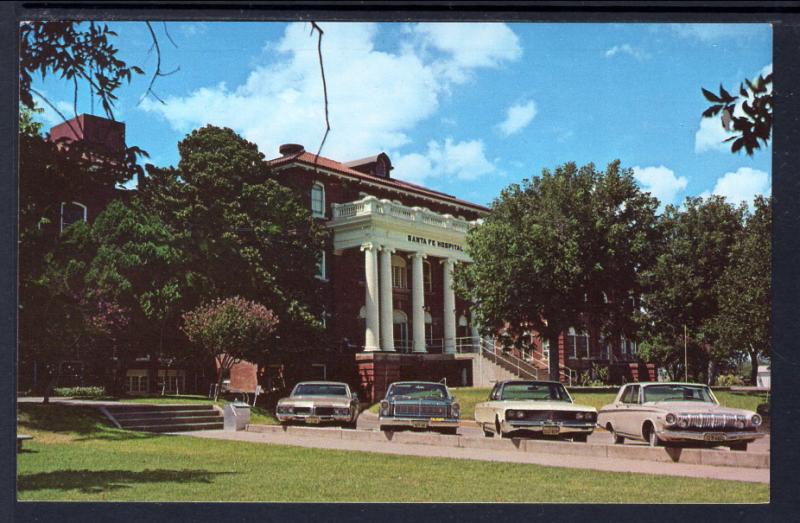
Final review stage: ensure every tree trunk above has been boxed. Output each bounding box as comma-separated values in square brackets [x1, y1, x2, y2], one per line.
[707, 360, 718, 386]
[42, 372, 55, 404]
[548, 332, 561, 383]
[749, 347, 759, 386]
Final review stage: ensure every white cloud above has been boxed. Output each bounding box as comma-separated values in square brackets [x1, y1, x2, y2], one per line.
[410, 23, 522, 83]
[708, 167, 770, 206]
[496, 101, 537, 136]
[142, 22, 520, 167]
[604, 44, 650, 61]
[393, 138, 495, 185]
[632, 165, 688, 208]
[694, 63, 773, 154]
[669, 23, 770, 42]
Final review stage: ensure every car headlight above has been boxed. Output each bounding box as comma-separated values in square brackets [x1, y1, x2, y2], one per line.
[507, 409, 525, 419]
[751, 414, 762, 427]
[379, 401, 391, 416]
[678, 418, 689, 428]
[451, 402, 461, 418]
[335, 407, 350, 415]
[665, 413, 677, 426]
[575, 412, 584, 420]
[587, 412, 597, 422]
[276, 405, 291, 414]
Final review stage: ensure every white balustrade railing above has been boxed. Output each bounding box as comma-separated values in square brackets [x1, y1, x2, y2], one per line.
[331, 196, 476, 233]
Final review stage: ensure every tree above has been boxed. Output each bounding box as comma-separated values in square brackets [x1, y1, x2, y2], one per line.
[182, 297, 279, 400]
[638, 196, 745, 384]
[455, 161, 660, 381]
[708, 196, 771, 384]
[140, 126, 327, 356]
[701, 72, 772, 156]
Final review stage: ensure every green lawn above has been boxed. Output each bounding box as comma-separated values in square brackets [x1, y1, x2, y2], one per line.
[369, 388, 769, 421]
[17, 403, 767, 502]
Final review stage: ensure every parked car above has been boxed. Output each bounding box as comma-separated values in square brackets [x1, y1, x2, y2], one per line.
[378, 381, 460, 435]
[474, 380, 597, 441]
[597, 382, 766, 451]
[275, 381, 360, 428]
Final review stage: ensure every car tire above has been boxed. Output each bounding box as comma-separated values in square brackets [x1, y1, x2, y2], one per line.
[379, 425, 393, 433]
[647, 424, 661, 447]
[572, 434, 588, 443]
[729, 441, 748, 452]
[439, 427, 458, 436]
[483, 424, 494, 438]
[495, 418, 504, 438]
[608, 424, 624, 444]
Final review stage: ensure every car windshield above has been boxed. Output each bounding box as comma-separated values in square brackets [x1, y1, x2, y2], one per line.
[387, 383, 448, 400]
[642, 384, 715, 403]
[500, 382, 571, 401]
[292, 384, 348, 396]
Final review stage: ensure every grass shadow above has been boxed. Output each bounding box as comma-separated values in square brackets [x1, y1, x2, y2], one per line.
[18, 403, 162, 442]
[18, 468, 234, 493]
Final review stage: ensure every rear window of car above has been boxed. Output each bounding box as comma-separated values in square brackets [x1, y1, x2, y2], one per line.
[387, 383, 448, 399]
[293, 384, 348, 396]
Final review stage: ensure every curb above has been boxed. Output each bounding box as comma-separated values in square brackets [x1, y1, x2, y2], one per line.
[245, 423, 769, 470]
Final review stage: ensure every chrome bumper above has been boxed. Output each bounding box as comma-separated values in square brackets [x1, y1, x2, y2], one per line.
[656, 429, 766, 443]
[379, 416, 459, 428]
[502, 420, 595, 434]
[276, 413, 351, 424]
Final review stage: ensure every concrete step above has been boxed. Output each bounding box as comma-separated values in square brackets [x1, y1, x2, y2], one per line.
[127, 421, 224, 433]
[116, 415, 223, 427]
[112, 408, 218, 420]
[106, 404, 215, 413]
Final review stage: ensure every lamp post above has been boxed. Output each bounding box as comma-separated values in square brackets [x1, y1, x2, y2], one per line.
[684, 324, 688, 382]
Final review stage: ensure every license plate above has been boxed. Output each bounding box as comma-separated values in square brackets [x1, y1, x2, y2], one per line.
[412, 420, 427, 428]
[430, 417, 444, 422]
[704, 433, 726, 442]
[306, 416, 320, 424]
[543, 426, 560, 435]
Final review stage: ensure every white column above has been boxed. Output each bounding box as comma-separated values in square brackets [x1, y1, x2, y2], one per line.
[442, 258, 457, 354]
[379, 246, 395, 352]
[411, 252, 427, 353]
[361, 242, 380, 352]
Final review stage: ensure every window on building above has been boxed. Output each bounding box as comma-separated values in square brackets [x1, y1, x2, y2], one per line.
[567, 328, 589, 358]
[311, 183, 325, 218]
[391, 254, 407, 288]
[126, 369, 149, 394]
[358, 306, 367, 347]
[393, 310, 409, 352]
[60, 201, 87, 232]
[456, 315, 469, 350]
[157, 369, 186, 394]
[423, 260, 433, 293]
[541, 339, 550, 360]
[316, 250, 326, 280]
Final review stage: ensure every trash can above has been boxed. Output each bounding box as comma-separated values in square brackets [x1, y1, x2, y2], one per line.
[223, 401, 251, 431]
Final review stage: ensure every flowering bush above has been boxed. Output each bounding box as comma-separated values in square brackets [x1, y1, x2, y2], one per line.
[182, 296, 279, 398]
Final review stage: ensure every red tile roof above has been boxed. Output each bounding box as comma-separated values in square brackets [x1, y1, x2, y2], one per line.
[267, 151, 489, 214]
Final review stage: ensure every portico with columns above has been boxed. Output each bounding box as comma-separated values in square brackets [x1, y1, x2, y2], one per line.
[331, 196, 476, 357]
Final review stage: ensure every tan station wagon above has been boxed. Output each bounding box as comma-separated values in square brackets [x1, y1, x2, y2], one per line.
[276, 381, 360, 428]
[597, 382, 765, 451]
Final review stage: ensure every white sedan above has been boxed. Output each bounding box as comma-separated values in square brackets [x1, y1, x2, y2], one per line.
[474, 380, 597, 441]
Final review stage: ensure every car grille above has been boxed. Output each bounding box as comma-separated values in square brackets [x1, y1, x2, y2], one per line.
[293, 407, 312, 415]
[315, 407, 335, 416]
[513, 410, 588, 422]
[393, 403, 448, 417]
[681, 413, 742, 429]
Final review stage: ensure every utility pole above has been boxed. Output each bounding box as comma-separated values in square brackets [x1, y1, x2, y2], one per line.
[684, 324, 688, 382]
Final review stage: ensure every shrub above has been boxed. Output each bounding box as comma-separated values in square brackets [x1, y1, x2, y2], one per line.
[52, 386, 106, 398]
[716, 374, 745, 387]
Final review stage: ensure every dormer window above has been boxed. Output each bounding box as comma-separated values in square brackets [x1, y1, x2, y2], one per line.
[311, 183, 325, 218]
[60, 201, 87, 232]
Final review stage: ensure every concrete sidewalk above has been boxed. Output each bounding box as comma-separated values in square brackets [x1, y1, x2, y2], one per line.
[177, 428, 769, 484]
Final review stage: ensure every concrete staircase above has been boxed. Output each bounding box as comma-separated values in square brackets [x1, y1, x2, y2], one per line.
[103, 404, 224, 433]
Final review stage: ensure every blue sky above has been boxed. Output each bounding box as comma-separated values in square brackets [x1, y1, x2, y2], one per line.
[31, 22, 772, 210]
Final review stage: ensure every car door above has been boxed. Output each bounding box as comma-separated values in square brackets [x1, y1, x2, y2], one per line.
[618, 385, 641, 437]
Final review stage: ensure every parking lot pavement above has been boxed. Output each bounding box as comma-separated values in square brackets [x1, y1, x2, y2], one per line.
[181, 428, 769, 484]
[356, 411, 770, 453]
